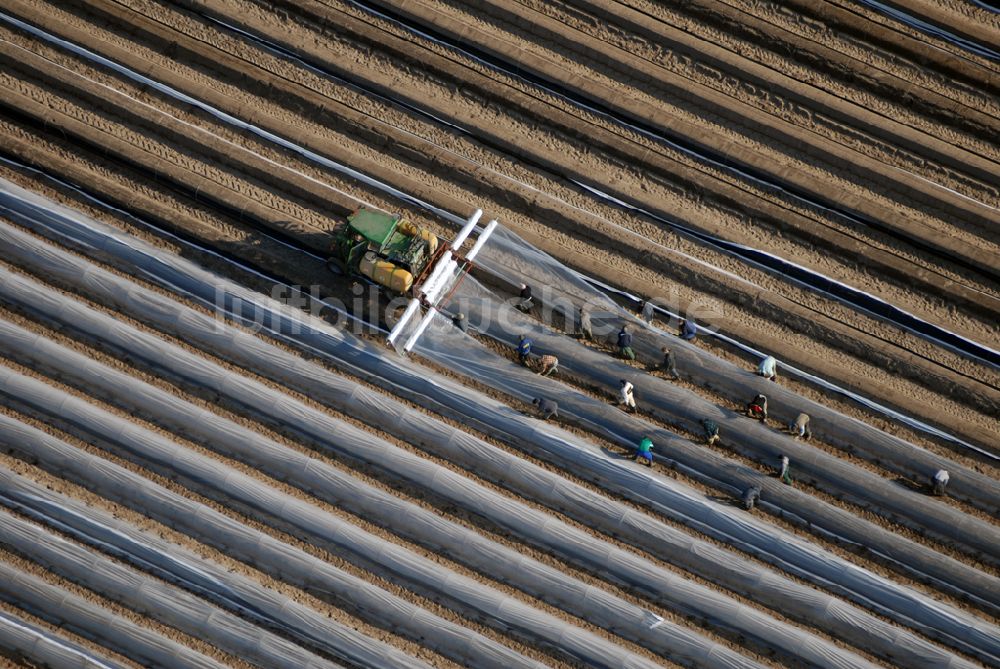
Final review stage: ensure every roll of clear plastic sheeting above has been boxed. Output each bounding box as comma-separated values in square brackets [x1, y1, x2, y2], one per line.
[0, 610, 126, 669]
[0, 375, 739, 669]
[0, 235, 977, 669]
[0, 204, 996, 652]
[0, 423, 529, 669]
[474, 224, 1000, 512]
[0, 320, 880, 669]
[0, 510, 345, 669]
[0, 563, 225, 669]
[447, 274, 1000, 564]
[472, 224, 620, 316]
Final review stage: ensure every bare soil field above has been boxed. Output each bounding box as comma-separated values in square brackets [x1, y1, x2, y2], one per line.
[0, 0, 996, 667]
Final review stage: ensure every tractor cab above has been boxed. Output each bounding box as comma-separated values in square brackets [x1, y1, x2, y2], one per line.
[328, 208, 438, 295]
[330, 206, 498, 354]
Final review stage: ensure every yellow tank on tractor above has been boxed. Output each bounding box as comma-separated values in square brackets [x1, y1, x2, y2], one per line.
[327, 208, 439, 295]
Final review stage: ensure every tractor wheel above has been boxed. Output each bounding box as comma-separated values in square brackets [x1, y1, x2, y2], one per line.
[326, 257, 347, 275]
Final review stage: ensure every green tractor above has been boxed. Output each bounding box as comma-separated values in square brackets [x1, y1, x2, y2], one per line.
[327, 208, 439, 295]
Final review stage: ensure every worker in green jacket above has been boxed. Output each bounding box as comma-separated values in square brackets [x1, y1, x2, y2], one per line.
[634, 436, 654, 466]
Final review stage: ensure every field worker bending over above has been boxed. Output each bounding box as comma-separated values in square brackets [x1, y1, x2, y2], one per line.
[790, 413, 811, 440]
[532, 397, 559, 420]
[742, 486, 761, 511]
[639, 300, 655, 323]
[659, 347, 680, 380]
[634, 436, 654, 466]
[577, 304, 593, 340]
[746, 394, 768, 422]
[517, 334, 532, 365]
[757, 355, 778, 381]
[679, 318, 697, 341]
[452, 312, 468, 333]
[931, 469, 949, 496]
[517, 283, 533, 312]
[618, 326, 636, 360]
[537, 354, 559, 377]
[619, 379, 637, 412]
[701, 419, 720, 446]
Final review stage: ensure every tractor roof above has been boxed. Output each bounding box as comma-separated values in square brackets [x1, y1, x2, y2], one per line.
[347, 209, 400, 247]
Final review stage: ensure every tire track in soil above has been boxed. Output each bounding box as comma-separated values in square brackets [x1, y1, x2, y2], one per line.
[0, 299, 820, 668]
[0, 0, 996, 628]
[1, 144, 992, 656]
[135, 0, 1000, 316]
[742, 0, 1000, 89]
[611, 0, 1000, 155]
[474, 0, 1000, 204]
[0, 372, 588, 669]
[9, 1, 1000, 386]
[0, 0, 992, 656]
[333, 0, 1000, 268]
[0, 10, 996, 468]
[824, 0, 1000, 68]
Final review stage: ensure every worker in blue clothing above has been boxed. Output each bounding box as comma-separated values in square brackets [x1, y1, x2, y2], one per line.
[517, 334, 532, 365]
[789, 413, 811, 440]
[617, 326, 635, 361]
[679, 318, 697, 341]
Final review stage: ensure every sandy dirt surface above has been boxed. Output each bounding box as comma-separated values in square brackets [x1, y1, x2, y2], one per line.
[2, 0, 995, 455]
[0, 0, 997, 666]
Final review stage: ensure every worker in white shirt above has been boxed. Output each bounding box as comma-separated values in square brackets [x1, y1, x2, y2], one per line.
[931, 469, 949, 496]
[757, 355, 778, 381]
[618, 379, 637, 413]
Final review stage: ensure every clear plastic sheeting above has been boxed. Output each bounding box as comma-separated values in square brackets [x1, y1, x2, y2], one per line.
[0, 610, 126, 669]
[0, 427, 516, 669]
[0, 232, 978, 669]
[0, 318, 768, 668]
[0, 510, 344, 669]
[0, 184, 998, 663]
[0, 299, 884, 669]
[471, 218, 1000, 504]
[854, 0, 1000, 60]
[473, 225, 620, 314]
[0, 469, 506, 669]
[0, 372, 730, 669]
[414, 299, 1000, 637]
[0, 563, 227, 669]
[446, 273, 1000, 563]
